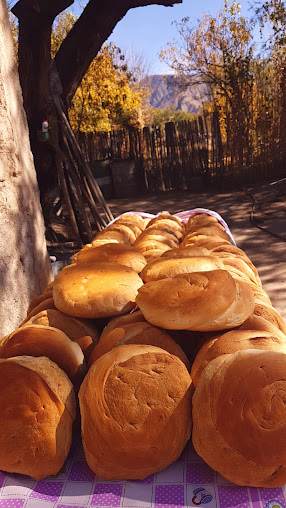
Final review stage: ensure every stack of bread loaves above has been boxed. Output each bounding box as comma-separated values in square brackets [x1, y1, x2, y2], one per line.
[140, 211, 286, 488]
[0, 213, 193, 481]
[91, 213, 147, 247]
[133, 213, 185, 262]
[1, 210, 286, 488]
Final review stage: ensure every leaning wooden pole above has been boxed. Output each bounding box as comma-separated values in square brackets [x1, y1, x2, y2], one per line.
[49, 62, 113, 246]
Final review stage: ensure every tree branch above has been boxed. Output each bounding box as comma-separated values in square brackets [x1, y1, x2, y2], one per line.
[12, 0, 74, 25]
[55, 0, 182, 105]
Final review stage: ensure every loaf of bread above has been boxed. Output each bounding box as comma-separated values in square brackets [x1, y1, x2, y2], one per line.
[26, 289, 54, 316]
[88, 321, 190, 370]
[79, 344, 192, 480]
[53, 262, 143, 319]
[191, 328, 286, 387]
[0, 324, 86, 389]
[140, 256, 224, 282]
[100, 310, 146, 340]
[134, 214, 184, 260]
[72, 243, 147, 273]
[21, 296, 56, 325]
[91, 214, 146, 246]
[0, 355, 76, 480]
[192, 349, 286, 487]
[249, 301, 286, 334]
[162, 246, 209, 258]
[180, 234, 231, 248]
[136, 270, 255, 331]
[24, 308, 99, 361]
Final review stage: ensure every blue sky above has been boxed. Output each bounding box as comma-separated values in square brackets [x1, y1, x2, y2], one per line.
[69, 0, 258, 74]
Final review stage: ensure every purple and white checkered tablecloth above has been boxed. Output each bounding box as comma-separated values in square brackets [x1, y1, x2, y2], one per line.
[0, 435, 285, 508]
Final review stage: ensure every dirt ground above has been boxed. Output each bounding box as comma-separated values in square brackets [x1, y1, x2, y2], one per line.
[106, 177, 286, 320]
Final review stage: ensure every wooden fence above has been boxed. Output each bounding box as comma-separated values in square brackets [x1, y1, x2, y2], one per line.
[76, 113, 286, 194]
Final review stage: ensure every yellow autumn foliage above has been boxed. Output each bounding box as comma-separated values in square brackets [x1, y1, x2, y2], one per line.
[52, 12, 145, 132]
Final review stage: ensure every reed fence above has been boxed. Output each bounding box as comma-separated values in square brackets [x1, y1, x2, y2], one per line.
[76, 112, 285, 194]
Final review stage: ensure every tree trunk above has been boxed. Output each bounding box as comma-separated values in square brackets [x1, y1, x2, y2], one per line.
[12, 0, 182, 236]
[13, 0, 74, 224]
[0, 0, 52, 336]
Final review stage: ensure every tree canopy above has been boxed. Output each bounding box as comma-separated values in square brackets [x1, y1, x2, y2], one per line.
[51, 12, 145, 132]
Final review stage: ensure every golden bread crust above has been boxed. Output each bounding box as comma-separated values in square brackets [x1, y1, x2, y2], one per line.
[72, 243, 147, 273]
[0, 357, 75, 480]
[136, 270, 255, 331]
[53, 262, 143, 319]
[192, 350, 286, 487]
[0, 324, 85, 386]
[140, 256, 224, 282]
[79, 344, 192, 480]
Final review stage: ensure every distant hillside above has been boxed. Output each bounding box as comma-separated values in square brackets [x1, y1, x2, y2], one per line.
[143, 75, 209, 114]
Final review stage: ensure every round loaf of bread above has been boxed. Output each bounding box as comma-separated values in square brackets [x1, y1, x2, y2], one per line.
[250, 302, 286, 334]
[146, 219, 184, 239]
[134, 239, 171, 254]
[92, 229, 131, 245]
[146, 222, 184, 240]
[191, 329, 286, 387]
[105, 224, 137, 244]
[221, 257, 261, 286]
[116, 214, 146, 230]
[140, 256, 224, 282]
[53, 262, 143, 318]
[212, 251, 261, 285]
[88, 327, 126, 366]
[186, 223, 226, 237]
[0, 355, 76, 480]
[162, 247, 209, 258]
[88, 321, 190, 370]
[186, 213, 219, 229]
[0, 324, 86, 388]
[26, 289, 53, 316]
[100, 310, 146, 340]
[182, 227, 231, 245]
[136, 270, 255, 331]
[24, 309, 99, 360]
[210, 243, 256, 263]
[179, 236, 229, 249]
[21, 297, 56, 325]
[116, 322, 190, 370]
[79, 344, 192, 480]
[134, 229, 179, 249]
[147, 213, 184, 228]
[192, 349, 286, 487]
[25, 308, 99, 343]
[72, 243, 147, 273]
[143, 249, 166, 262]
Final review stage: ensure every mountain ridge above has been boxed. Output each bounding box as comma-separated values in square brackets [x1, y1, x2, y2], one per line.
[144, 74, 209, 114]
